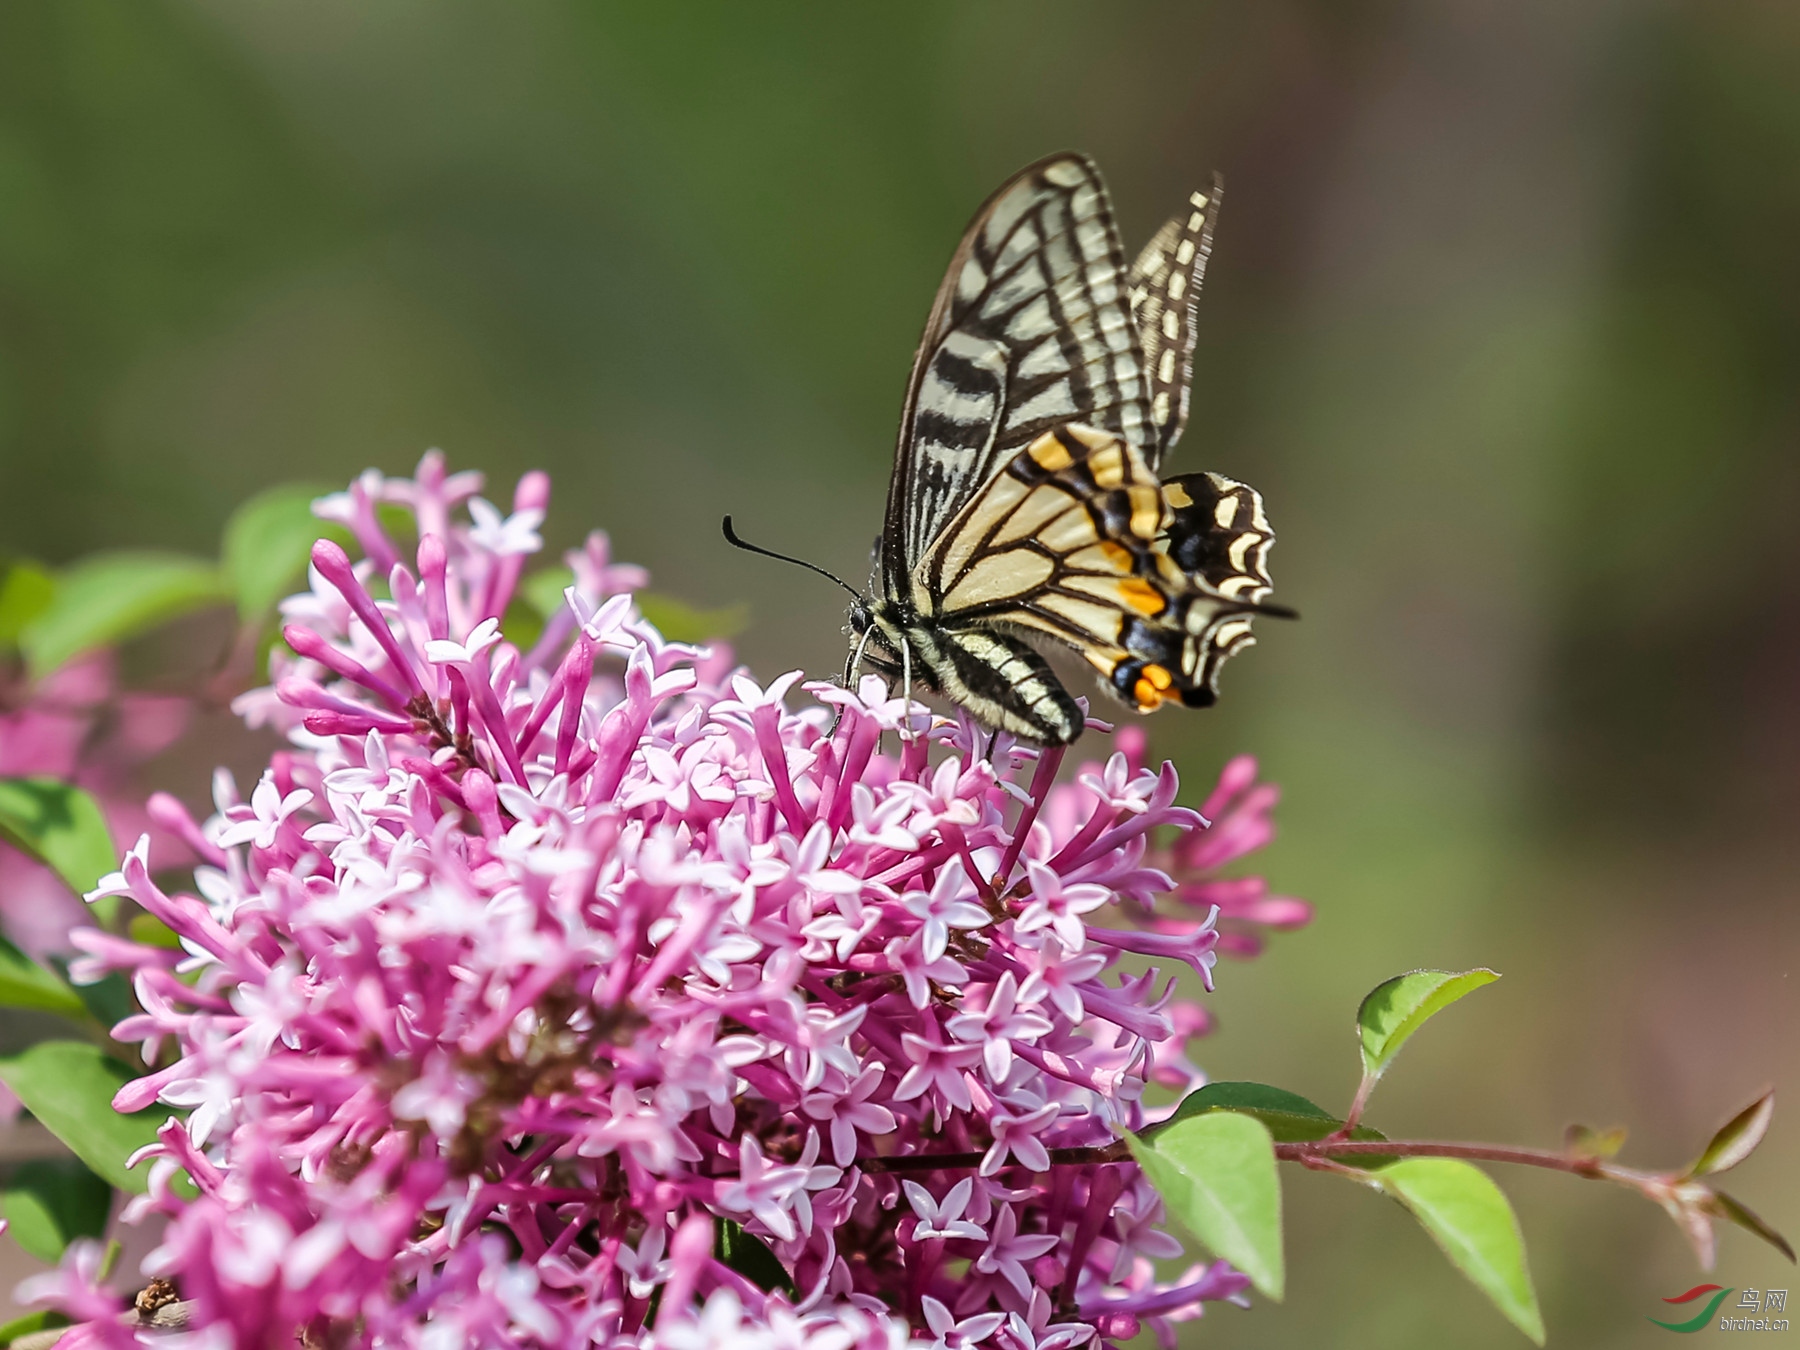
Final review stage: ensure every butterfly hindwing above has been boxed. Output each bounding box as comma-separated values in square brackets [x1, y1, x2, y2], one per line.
[1159, 471, 1275, 604]
[914, 424, 1264, 717]
[1128, 176, 1222, 464]
[883, 153, 1151, 595]
[1155, 471, 1281, 705]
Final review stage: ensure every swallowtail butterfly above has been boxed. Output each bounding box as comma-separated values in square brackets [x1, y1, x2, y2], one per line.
[728, 153, 1291, 745]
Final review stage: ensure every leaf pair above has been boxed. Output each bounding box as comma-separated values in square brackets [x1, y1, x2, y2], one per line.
[1131, 969, 1545, 1342]
[4, 482, 347, 678]
[1662, 1089, 1793, 1269]
[1127, 1077, 1539, 1342]
[1348, 967, 1543, 1341]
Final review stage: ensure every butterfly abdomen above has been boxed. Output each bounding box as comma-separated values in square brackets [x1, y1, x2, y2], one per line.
[868, 600, 1083, 745]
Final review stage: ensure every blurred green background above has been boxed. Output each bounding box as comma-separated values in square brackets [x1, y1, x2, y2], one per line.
[1, 2, 1795, 1344]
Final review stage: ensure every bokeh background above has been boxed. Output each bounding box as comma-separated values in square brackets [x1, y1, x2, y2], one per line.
[1, 2, 1795, 1344]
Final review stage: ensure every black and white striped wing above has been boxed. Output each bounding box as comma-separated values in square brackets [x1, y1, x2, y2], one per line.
[1128, 176, 1222, 464]
[881, 154, 1151, 597]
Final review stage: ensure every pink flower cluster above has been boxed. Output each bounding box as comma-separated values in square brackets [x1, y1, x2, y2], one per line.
[38, 454, 1301, 1348]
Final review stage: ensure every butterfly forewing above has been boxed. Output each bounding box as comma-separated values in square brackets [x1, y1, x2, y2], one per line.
[1128, 175, 1222, 463]
[884, 154, 1152, 594]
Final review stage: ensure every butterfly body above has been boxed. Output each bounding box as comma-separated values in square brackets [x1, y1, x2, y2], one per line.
[855, 599, 1085, 746]
[846, 153, 1289, 745]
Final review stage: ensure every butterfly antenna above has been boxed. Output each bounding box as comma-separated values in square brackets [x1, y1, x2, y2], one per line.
[722, 516, 861, 600]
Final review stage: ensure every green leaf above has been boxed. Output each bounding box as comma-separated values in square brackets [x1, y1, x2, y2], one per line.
[67, 969, 134, 1035]
[0, 935, 87, 1019]
[635, 593, 748, 643]
[1563, 1123, 1626, 1161]
[1707, 1190, 1796, 1263]
[20, 552, 231, 676]
[220, 483, 349, 623]
[0, 778, 116, 900]
[0, 1041, 169, 1194]
[127, 914, 184, 950]
[714, 1218, 796, 1296]
[1357, 968, 1498, 1082]
[0, 1311, 67, 1347]
[502, 596, 545, 655]
[1127, 1111, 1284, 1299]
[2, 1158, 113, 1262]
[375, 502, 418, 552]
[520, 566, 574, 618]
[519, 567, 747, 644]
[1372, 1159, 1543, 1344]
[1688, 1088, 1775, 1178]
[0, 562, 55, 649]
[1158, 1081, 1386, 1144]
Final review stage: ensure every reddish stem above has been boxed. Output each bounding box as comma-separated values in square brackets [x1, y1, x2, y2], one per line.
[860, 1135, 1643, 1185]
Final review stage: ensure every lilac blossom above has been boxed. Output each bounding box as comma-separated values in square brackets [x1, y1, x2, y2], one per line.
[1141, 737, 1313, 960]
[28, 452, 1304, 1348]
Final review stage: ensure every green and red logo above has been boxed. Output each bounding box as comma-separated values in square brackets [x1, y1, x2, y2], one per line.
[1650, 1284, 1733, 1333]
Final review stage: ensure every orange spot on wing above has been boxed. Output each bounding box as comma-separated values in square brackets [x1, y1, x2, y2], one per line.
[1028, 433, 1074, 472]
[1132, 663, 1174, 711]
[1119, 577, 1166, 615]
[1090, 446, 1125, 487]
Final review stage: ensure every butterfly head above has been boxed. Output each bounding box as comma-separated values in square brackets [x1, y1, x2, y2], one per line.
[845, 596, 874, 641]
[845, 596, 921, 684]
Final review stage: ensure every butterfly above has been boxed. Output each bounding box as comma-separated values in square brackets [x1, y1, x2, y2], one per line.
[725, 153, 1291, 745]
[828, 153, 1292, 746]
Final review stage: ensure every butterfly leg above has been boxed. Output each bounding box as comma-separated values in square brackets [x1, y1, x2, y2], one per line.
[831, 627, 878, 739]
[845, 627, 874, 689]
[899, 633, 915, 744]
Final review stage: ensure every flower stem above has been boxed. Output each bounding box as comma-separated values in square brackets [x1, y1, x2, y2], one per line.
[862, 1135, 1652, 1188]
[863, 1142, 1130, 1173]
[1277, 1137, 1615, 1178]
